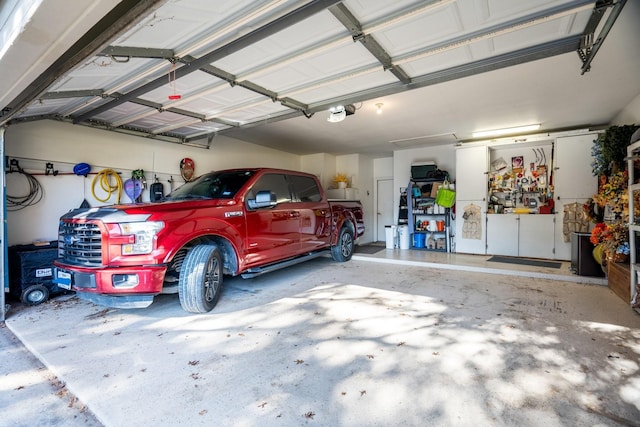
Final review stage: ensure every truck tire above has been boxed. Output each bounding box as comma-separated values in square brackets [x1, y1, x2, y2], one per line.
[179, 244, 223, 313]
[21, 284, 49, 306]
[331, 226, 354, 262]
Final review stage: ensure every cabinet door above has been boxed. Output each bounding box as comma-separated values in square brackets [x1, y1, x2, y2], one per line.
[486, 214, 518, 256]
[519, 215, 555, 259]
[454, 200, 486, 254]
[455, 145, 488, 201]
[554, 134, 599, 199]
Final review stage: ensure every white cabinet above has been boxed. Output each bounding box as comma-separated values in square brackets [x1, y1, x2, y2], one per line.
[519, 215, 555, 259]
[455, 201, 486, 254]
[487, 214, 555, 258]
[454, 145, 488, 254]
[455, 145, 488, 200]
[326, 188, 359, 199]
[454, 131, 597, 260]
[486, 214, 518, 256]
[554, 134, 599, 199]
[553, 133, 599, 260]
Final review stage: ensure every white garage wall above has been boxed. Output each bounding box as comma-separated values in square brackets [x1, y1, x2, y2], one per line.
[4, 120, 301, 245]
[335, 153, 375, 243]
[612, 92, 640, 125]
[300, 153, 336, 189]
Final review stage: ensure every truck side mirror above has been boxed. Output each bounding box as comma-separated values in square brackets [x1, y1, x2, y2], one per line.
[247, 190, 277, 209]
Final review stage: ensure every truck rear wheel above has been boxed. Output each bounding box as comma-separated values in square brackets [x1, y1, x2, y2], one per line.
[179, 244, 223, 313]
[332, 226, 354, 262]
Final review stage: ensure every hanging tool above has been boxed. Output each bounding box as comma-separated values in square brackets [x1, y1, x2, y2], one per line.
[124, 178, 143, 202]
[45, 162, 58, 176]
[150, 175, 165, 202]
[73, 162, 92, 177]
[131, 169, 146, 203]
[533, 148, 541, 166]
[9, 159, 23, 173]
[91, 169, 123, 203]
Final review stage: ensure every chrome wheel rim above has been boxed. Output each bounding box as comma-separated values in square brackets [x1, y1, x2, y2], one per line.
[204, 256, 220, 302]
[341, 232, 353, 257]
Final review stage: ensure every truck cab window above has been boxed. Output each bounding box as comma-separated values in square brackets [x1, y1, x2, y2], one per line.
[247, 174, 291, 204]
[289, 175, 322, 202]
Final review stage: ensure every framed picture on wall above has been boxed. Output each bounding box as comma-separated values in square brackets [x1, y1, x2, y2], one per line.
[512, 156, 523, 168]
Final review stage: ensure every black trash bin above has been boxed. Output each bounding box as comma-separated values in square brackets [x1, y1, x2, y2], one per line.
[8, 241, 63, 305]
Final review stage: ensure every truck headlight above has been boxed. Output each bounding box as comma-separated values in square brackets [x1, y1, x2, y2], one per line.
[118, 221, 164, 255]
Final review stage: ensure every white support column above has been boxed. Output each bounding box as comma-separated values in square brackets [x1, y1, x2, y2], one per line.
[1, 127, 6, 322]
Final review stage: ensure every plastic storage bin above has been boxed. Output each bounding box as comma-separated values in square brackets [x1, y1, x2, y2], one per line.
[398, 225, 410, 249]
[385, 225, 397, 249]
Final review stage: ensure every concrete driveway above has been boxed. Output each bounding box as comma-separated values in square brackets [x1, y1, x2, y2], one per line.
[4, 257, 640, 426]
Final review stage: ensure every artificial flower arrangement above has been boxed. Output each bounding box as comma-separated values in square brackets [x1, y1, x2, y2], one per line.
[333, 173, 349, 188]
[333, 173, 348, 183]
[590, 221, 630, 263]
[590, 222, 628, 253]
[591, 171, 630, 220]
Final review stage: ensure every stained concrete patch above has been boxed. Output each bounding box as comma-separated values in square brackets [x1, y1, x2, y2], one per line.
[5, 258, 640, 426]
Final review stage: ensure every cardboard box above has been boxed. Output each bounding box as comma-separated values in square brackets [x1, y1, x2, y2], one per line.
[430, 182, 442, 198]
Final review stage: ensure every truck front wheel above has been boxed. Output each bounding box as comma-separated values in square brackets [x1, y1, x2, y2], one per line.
[179, 244, 223, 313]
[332, 226, 354, 262]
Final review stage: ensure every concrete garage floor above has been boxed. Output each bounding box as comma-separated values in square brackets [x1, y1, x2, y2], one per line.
[3, 253, 640, 426]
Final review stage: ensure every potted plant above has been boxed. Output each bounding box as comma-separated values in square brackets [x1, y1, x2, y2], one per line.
[334, 173, 349, 189]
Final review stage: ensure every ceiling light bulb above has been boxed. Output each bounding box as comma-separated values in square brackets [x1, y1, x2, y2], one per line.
[376, 103, 383, 114]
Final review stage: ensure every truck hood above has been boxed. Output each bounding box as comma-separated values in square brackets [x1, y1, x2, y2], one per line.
[61, 198, 238, 223]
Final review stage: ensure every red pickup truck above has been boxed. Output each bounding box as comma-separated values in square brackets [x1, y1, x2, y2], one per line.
[53, 168, 364, 313]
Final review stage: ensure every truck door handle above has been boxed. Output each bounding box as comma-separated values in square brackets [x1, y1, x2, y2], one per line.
[289, 211, 300, 218]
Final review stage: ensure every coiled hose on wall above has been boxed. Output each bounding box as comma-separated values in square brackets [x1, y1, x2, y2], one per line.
[6, 170, 44, 211]
[92, 169, 123, 204]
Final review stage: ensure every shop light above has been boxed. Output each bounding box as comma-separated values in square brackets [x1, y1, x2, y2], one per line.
[472, 124, 540, 138]
[327, 105, 346, 123]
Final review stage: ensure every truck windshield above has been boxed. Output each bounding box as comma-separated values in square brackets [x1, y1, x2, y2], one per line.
[167, 171, 254, 200]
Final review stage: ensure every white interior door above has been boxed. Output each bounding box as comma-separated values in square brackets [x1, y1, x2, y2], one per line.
[376, 178, 394, 242]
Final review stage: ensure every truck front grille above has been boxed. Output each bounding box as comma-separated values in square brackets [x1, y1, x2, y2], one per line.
[58, 221, 103, 267]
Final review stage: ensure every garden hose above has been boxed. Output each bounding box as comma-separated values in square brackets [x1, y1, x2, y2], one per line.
[92, 169, 123, 203]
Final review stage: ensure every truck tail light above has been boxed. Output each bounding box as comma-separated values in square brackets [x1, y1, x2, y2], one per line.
[117, 221, 164, 255]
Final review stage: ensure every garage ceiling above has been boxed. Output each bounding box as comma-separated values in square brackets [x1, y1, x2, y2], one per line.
[0, 0, 638, 156]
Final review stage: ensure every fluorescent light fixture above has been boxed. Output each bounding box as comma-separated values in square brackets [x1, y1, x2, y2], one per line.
[472, 124, 540, 138]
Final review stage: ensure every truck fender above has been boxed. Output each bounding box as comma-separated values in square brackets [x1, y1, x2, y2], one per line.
[166, 233, 240, 277]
